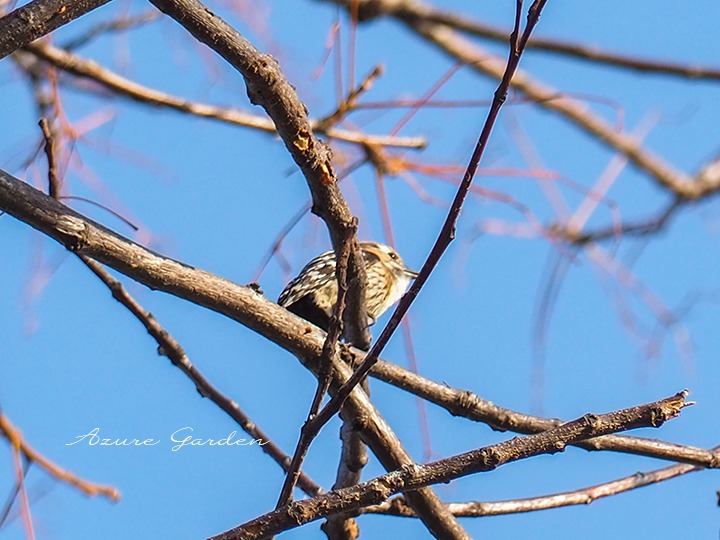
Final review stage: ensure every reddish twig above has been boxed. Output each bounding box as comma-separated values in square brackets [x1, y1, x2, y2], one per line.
[0, 412, 120, 502]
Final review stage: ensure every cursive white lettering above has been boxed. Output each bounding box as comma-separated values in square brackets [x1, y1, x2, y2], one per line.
[66, 427, 159, 446]
[170, 427, 267, 451]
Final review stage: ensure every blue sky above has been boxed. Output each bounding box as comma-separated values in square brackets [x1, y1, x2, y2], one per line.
[2, 0, 720, 538]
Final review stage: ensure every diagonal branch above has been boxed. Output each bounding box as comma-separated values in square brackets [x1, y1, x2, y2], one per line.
[369, 358, 720, 467]
[0, 411, 120, 501]
[147, 0, 371, 350]
[210, 391, 691, 540]
[79, 256, 324, 498]
[0, 168, 469, 540]
[0, 0, 112, 59]
[275, 225, 355, 508]
[364, 449, 715, 517]
[350, 1, 720, 81]
[323, 0, 720, 201]
[290, 0, 550, 482]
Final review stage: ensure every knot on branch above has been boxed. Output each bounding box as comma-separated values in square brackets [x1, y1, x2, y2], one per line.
[481, 447, 502, 470]
[286, 500, 313, 524]
[375, 469, 405, 495]
[56, 215, 89, 251]
[581, 413, 601, 430]
[245, 53, 280, 105]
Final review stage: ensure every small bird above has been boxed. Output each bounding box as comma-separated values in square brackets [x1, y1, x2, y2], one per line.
[278, 241, 418, 331]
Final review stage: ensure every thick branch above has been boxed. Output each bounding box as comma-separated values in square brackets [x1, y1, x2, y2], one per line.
[364, 452, 710, 517]
[147, 0, 370, 349]
[0, 0, 112, 59]
[211, 391, 691, 539]
[0, 169, 467, 540]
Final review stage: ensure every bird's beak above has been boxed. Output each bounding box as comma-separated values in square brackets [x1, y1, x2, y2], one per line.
[405, 268, 419, 279]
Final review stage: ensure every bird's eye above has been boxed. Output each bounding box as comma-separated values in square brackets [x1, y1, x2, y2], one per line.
[389, 251, 398, 260]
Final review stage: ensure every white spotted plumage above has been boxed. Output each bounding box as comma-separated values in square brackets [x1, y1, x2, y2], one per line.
[278, 242, 417, 330]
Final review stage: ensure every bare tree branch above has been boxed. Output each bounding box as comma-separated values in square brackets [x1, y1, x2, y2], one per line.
[0, 168, 469, 540]
[60, 10, 161, 49]
[321, 419, 368, 539]
[364, 450, 714, 517]
[79, 256, 325, 498]
[147, 0, 372, 350]
[0, 411, 120, 501]
[276, 225, 355, 507]
[292, 0, 550, 484]
[0, 0, 112, 59]
[323, 0, 720, 201]
[343, 0, 720, 81]
[210, 391, 691, 540]
[369, 359, 720, 468]
[20, 42, 426, 149]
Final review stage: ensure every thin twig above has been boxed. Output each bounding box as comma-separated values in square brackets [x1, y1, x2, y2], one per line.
[363, 448, 716, 516]
[315, 64, 385, 131]
[61, 11, 162, 50]
[251, 158, 368, 283]
[276, 224, 355, 506]
[80, 256, 324, 498]
[0, 457, 32, 528]
[23, 42, 426, 149]
[38, 118, 60, 198]
[0, 412, 120, 502]
[562, 197, 684, 244]
[294, 0, 550, 472]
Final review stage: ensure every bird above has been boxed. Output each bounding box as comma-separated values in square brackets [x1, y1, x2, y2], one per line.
[278, 241, 418, 332]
